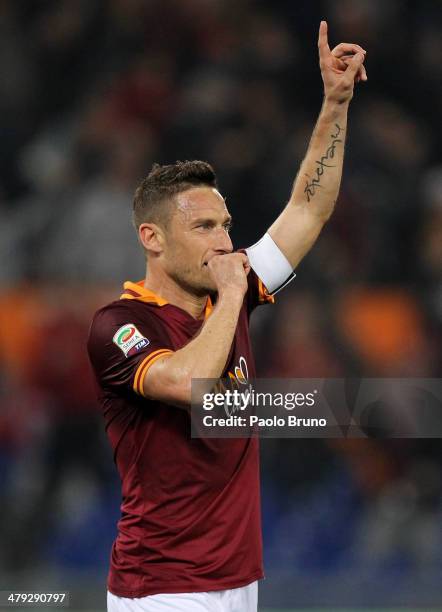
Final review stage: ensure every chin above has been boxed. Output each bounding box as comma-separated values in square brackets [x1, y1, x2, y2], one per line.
[195, 283, 217, 297]
[179, 277, 215, 298]
[197, 271, 217, 295]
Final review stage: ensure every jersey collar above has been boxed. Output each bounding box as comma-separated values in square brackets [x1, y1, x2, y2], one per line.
[121, 281, 213, 319]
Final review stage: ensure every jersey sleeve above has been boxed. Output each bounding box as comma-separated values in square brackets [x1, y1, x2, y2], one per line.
[87, 303, 174, 398]
[236, 248, 275, 314]
[245, 267, 275, 313]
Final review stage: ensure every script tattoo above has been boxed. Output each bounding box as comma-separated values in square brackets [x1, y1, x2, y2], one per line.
[304, 123, 343, 202]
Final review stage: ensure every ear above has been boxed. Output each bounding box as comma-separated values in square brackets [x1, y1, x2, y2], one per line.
[138, 223, 165, 254]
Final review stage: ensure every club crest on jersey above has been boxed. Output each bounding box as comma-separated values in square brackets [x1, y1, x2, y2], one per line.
[113, 324, 149, 357]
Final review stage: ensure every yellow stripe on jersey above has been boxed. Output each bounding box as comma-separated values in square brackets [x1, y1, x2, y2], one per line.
[258, 278, 275, 304]
[133, 349, 174, 397]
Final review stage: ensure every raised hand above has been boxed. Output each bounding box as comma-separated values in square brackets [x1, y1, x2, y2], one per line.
[207, 253, 250, 298]
[318, 20, 367, 104]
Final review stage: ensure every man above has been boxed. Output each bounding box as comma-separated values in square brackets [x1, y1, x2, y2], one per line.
[88, 22, 367, 612]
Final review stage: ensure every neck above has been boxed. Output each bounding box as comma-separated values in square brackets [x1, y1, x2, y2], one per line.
[143, 266, 209, 320]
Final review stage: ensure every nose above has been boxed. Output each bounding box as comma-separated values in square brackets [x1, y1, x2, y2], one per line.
[214, 226, 233, 254]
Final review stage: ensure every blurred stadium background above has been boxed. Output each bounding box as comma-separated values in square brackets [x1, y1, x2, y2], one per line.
[0, 0, 441, 610]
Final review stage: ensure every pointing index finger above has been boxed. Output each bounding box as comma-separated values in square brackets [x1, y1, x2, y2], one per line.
[318, 20, 331, 56]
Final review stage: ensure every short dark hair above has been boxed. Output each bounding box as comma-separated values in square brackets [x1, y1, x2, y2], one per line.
[133, 160, 218, 230]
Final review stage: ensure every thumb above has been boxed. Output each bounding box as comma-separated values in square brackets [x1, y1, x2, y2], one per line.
[345, 52, 364, 78]
[237, 252, 249, 264]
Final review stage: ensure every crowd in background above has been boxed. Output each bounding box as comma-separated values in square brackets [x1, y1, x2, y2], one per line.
[0, 0, 441, 607]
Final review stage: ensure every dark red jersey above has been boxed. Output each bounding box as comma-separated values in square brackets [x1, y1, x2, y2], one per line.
[87, 268, 274, 597]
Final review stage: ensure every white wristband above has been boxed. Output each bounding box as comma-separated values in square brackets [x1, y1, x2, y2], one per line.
[245, 233, 296, 294]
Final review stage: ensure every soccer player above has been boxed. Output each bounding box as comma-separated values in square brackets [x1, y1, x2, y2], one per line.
[88, 22, 366, 612]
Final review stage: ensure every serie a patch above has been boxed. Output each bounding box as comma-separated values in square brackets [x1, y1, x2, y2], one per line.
[113, 323, 149, 357]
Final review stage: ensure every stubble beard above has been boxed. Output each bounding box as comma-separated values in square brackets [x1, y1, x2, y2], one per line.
[168, 265, 216, 298]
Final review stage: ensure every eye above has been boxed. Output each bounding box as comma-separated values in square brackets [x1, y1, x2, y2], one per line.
[223, 222, 232, 232]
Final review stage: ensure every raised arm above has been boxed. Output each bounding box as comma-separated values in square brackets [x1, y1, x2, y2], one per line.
[268, 21, 367, 268]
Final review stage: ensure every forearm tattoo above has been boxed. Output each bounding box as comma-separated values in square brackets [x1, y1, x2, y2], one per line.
[304, 123, 343, 202]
